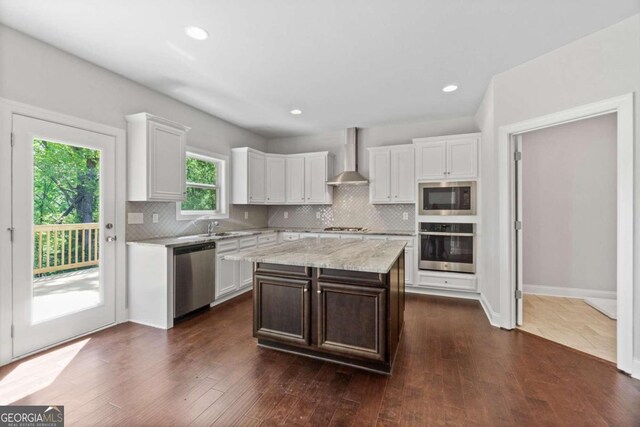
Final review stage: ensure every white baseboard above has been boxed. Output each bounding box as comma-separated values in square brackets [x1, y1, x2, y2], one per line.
[406, 286, 480, 300]
[523, 284, 616, 300]
[633, 359, 640, 381]
[480, 293, 502, 328]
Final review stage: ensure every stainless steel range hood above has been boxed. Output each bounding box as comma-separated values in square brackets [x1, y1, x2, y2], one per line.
[327, 127, 368, 186]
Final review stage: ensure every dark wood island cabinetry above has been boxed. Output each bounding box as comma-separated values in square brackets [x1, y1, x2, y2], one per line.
[227, 238, 406, 374]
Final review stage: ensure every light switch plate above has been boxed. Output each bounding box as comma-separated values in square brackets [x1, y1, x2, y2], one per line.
[403, 212, 409, 221]
[244, 211, 249, 219]
[284, 211, 288, 219]
[128, 212, 144, 224]
[152, 213, 159, 223]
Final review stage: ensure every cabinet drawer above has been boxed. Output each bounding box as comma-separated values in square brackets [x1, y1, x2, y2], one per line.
[239, 236, 258, 249]
[258, 233, 277, 246]
[364, 235, 388, 241]
[299, 233, 319, 239]
[318, 233, 341, 239]
[216, 239, 239, 253]
[416, 273, 476, 291]
[281, 232, 299, 241]
[388, 236, 415, 248]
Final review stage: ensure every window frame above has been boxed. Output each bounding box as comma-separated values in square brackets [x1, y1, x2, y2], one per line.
[176, 147, 229, 220]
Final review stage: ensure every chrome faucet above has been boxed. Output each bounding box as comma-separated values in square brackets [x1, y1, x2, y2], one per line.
[207, 221, 219, 236]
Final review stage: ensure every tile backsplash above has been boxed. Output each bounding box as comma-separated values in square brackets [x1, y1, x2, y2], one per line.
[127, 186, 414, 241]
[268, 186, 414, 231]
[126, 202, 268, 241]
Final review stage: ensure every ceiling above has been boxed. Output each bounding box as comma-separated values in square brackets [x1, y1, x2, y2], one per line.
[0, 1, 638, 137]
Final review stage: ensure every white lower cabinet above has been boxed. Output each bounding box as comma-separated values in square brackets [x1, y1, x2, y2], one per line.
[416, 272, 477, 292]
[215, 237, 258, 300]
[403, 247, 414, 285]
[280, 232, 300, 241]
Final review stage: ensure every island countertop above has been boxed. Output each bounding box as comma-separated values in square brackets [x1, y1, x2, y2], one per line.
[224, 237, 406, 273]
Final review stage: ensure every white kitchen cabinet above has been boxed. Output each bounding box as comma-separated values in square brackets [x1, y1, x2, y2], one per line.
[286, 156, 305, 204]
[232, 149, 332, 205]
[215, 252, 238, 299]
[414, 133, 479, 180]
[305, 153, 333, 204]
[125, 112, 190, 201]
[368, 144, 415, 204]
[388, 236, 415, 285]
[280, 232, 300, 241]
[369, 150, 391, 202]
[416, 272, 477, 292]
[265, 155, 286, 204]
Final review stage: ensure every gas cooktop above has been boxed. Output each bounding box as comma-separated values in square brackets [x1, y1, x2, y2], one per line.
[323, 227, 366, 232]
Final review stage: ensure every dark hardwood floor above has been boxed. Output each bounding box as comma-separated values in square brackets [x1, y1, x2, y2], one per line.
[2, 293, 640, 426]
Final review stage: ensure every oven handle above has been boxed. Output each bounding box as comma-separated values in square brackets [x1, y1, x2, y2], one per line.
[419, 232, 475, 237]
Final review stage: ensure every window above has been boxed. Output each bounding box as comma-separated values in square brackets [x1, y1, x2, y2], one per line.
[177, 149, 228, 220]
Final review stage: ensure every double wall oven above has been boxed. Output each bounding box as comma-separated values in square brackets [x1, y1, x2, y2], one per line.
[419, 222, 476, 273]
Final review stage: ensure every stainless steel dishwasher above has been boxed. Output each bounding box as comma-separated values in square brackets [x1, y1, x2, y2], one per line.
[174, 242, 216, 318]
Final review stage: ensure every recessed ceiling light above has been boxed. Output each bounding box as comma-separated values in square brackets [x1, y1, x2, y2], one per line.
[290, 109, 302, 115]
[442, 84, 458, 93]
[185, 26, 209, 40]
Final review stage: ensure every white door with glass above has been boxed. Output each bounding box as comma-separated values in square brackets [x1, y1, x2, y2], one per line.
[11, 115, 117, 358]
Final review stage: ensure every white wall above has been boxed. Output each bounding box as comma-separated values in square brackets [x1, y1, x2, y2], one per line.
[521, 113, 617, 295]
[0, 25, 267, 156]
[267, 116, 478, 177]
[476, 14, 639, 360]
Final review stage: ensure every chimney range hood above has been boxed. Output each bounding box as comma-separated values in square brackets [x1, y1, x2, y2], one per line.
[327, 127, 368, 186]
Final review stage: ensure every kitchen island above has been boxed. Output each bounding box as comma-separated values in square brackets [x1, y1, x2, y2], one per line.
[226, 238, 406, 374]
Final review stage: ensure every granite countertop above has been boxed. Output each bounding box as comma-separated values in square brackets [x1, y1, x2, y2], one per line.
[126, 227, 415, 248]
[224, 238, 407, 273]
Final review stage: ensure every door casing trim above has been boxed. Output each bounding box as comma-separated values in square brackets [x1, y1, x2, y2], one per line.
[0, 98, 127, 366]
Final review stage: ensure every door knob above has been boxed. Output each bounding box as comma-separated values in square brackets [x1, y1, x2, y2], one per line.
[105, 236, 117, 243]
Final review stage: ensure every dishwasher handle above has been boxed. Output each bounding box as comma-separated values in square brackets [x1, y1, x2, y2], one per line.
[174, 242, 216, 256]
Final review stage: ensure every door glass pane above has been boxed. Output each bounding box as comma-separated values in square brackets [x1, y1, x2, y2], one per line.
[32, 139, 102, 323]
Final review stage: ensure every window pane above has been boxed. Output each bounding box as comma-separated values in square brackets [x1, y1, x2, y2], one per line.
[186, 157, 217, 185]
[182, 187, 217, 211]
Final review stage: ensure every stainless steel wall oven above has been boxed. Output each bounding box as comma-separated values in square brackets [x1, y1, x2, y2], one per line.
[419, 222, 475, 273]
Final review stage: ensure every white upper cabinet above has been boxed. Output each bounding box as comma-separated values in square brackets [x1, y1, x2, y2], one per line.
[304, 153, 333, 204]
[369, 149, 391, 202]
[126, 113, 190, 201]
[369, 144, 415, 204]
[248, 151, 266, 203]
[265, 154, 285, 203]
[232, 149, 333, 205]
[286, 156, 305, 203]
[414, 133, 479, 180]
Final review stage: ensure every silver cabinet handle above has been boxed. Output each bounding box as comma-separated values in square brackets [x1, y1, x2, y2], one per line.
[317, 290, 322, 294]
[303, 288, 308, 293]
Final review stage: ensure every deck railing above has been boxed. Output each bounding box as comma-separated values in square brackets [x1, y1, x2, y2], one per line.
[33, 223, 100, 275]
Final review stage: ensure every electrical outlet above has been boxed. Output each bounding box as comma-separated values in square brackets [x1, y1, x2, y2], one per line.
[402, 212, 409, 221]
[244, 211, 249, 220]
[284, 211, 288, 219]
[152, 213, 159, 223]
[316, 212, 321, 219]
[127, 212, 143, 224]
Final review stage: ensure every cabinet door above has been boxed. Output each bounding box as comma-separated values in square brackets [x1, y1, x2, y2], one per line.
[248, 151, 266, 203]
[148, 121, 186, 201]
[285, 156, 305, 204]
[305, 155, 327, 204]
[391, 147, 415, 202]
[404, 247, 414, 285]
[369, 150, 391, 203]
[239, 260, 253, 288]
[416, 141, 446, 180]
[317, 282, 386, 361]
[265, 155, 286, 204]
[254, 275, 311, 346]
[447, 138, 478, 179]
[215, 252, 238, 298]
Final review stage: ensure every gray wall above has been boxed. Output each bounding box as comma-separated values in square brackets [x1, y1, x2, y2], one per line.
[476, 13, 639, 355]
[522, 113, 617, 293]
[0, 25, 270, 238]
[267, 116, 479, 178]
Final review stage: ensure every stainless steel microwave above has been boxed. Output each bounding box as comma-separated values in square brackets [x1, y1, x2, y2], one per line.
[418, 181, 477, 216]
